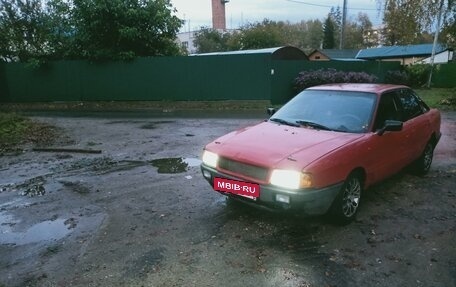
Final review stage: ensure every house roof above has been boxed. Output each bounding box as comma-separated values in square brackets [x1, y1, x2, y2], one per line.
[191, 46, 308, 60]
[356, 43, 449, 59]
[310, 49, 360, 60]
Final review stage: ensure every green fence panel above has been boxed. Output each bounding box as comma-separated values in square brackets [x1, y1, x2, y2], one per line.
[270, 60, 402, 104]
[432, 63, 456, 88]
[1, 61, 84, 102]
[0, 63, 9, 102]
[1, 56, 407, 104]
[0, 55, 272, 103]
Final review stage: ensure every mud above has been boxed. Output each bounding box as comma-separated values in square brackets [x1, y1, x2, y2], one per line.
[150, 158, 202, 174]
[0, 112, 455, 287]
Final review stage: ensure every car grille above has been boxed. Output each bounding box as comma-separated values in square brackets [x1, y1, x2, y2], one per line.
[218, 157, 269, 181]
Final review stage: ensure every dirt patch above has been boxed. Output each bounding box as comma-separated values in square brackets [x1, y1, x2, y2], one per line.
[149, 157, 201, 173]
[0, 116, 60, 155]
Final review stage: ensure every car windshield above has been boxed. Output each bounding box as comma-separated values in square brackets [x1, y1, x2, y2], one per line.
[270, 89, 377, 133]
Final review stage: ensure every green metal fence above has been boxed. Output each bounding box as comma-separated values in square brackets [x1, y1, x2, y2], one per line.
[432, 63, 456, 88]
[0, 55, 272, 103]
[0, 56, 409, 105]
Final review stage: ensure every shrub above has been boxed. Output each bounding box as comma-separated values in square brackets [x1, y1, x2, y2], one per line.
[404, 64, 431, 87]
[294, 68, 378, 93]
[385, 70, 410, 85]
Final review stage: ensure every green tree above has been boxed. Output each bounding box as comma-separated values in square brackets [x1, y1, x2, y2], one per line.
[328, 6, 342, 46]
[71, 0, 183, 60]
[382, 0, 421, 44]
[297, 19, 323, 50]
[194, 27, 232, 53]
[441, 2, 456, 47]
[193, 20, 305, 53]
[45, 0, 74, 60]
[323, 16, 336, 49]
[378, 0, 456, 45]
[344, 13, 373, 49]
[0, 0, 56, 63]
[238, 19, 285, 49]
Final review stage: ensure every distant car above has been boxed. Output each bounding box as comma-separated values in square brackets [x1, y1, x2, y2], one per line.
[201, 84, 441, 224]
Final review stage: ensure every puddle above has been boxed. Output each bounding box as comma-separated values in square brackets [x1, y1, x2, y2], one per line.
[0, 218, 71, 245]
[150, 158, 202, 174]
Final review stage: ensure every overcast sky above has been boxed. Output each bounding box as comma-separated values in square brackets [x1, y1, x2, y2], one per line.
[171, 0, 384, 32]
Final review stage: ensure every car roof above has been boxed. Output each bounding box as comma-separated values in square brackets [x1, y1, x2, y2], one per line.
[306, 83, 409, 95]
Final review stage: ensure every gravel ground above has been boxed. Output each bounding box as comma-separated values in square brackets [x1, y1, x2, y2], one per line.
[0, 111, 455, 287]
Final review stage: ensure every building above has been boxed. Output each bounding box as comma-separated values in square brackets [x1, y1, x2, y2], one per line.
[176, 31, 198, 54]
[308, 49, 361, 61]
[356, 43, 453, 65]
[212, 0, 229, 30]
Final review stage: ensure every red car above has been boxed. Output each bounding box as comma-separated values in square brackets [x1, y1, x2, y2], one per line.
[201, 84, 441, 224]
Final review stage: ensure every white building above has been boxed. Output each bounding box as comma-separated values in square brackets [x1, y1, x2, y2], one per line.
[176, 31, 198, 54]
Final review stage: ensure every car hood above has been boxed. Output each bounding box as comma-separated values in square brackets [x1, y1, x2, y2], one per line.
[206, 121, 364, 170]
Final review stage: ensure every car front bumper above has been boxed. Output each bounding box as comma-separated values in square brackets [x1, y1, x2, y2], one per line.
[201, 164, 343, 216]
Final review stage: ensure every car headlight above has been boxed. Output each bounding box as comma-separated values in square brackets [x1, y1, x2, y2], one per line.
[270, 169, 312, 189]
[202, 150, 219, 168]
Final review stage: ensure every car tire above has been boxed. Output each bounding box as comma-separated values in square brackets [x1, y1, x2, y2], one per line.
[412, 141, 434, 176]
[327, 172, 363, 225]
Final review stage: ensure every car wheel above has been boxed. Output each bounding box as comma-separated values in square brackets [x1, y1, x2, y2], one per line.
[413, 141, 434, 176]
[328, 172, 362, 225]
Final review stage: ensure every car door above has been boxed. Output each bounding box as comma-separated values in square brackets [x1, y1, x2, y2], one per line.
[396, 88, 430, 162]
[364, 91, 409, 183]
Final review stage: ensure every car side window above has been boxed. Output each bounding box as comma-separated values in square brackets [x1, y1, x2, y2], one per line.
[397, 89, 423, 121]
[411, 91, 431, 113]
[374, 92, 401, 131]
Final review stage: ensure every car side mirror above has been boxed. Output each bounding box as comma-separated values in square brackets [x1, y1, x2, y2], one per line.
[267, 107, 276, 116]
[377, 120, 403, 136]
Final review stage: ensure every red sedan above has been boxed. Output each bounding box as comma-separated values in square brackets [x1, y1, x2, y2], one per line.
[201, 84, 441, 224]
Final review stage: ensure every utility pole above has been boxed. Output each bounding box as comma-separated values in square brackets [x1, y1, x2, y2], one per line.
[339, 0, 347, 49]
[427, 0, 445, 88]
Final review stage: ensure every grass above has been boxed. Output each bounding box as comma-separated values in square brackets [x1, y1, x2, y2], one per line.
[0, 112, 57, 154]
[0, 112, 30, 147]
[416, 88, 456, 110]
[0, 89, 454, 112]
[0, 100, 272, 112]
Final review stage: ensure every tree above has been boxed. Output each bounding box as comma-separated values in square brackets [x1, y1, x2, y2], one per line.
[294, 19, 323, 50]
[238, 19, 286, 49]
[72, 0, 183, 60]
[382, 0, 421, 44]
[323, 16, 336, 49]
[1, 0, 184, 62]
[45, 0, 74, 60]
[441, 2, 456, 47]
[378, 0, 456, 45]
[193, 27, 237, 53]
[344, 13, 373, 49]
[328, 6, 342, 46]
[0, 0, 56, 63]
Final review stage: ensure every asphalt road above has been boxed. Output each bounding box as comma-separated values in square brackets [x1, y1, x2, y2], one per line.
[0, 112, 455, 287]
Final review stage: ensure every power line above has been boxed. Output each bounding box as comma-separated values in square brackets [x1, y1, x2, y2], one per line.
[285, 0, 379, 11]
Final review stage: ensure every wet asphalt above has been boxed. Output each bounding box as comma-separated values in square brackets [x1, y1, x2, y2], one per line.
[0, 111, 455, 287]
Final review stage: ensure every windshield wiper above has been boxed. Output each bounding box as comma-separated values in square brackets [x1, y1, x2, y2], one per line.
[269, 118, 300, 127]
[296, 120, 333, 131]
